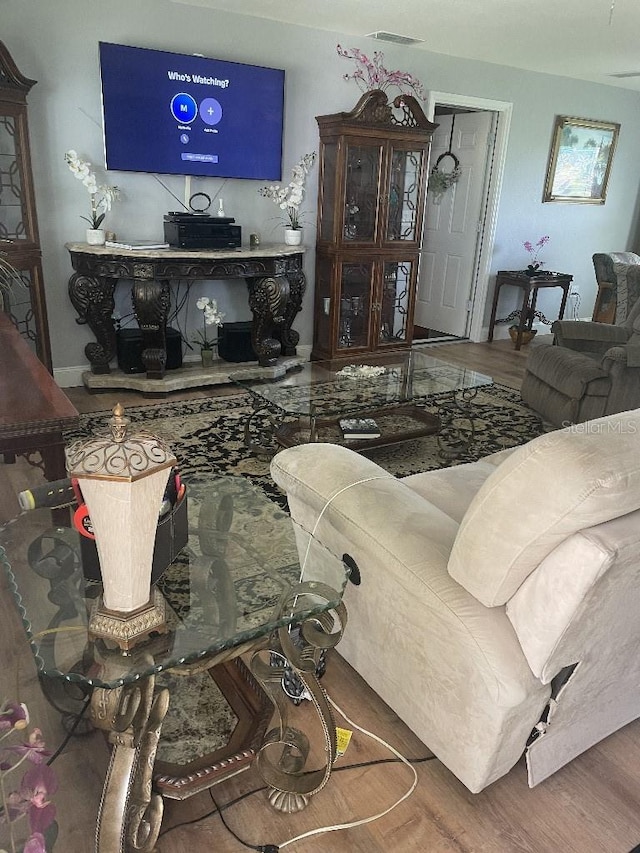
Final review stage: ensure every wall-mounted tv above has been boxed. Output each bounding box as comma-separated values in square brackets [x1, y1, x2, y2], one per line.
[99, 42, 285, 181]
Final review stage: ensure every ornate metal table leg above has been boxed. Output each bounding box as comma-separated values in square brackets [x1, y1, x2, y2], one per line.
[132, 279, 171, 379]
[250, 582, 347, 813]
[242, 394, 284, 456]
[90, 657, 170, 853]
[68, 273, 118, 374]
[437, 386, 482, 461]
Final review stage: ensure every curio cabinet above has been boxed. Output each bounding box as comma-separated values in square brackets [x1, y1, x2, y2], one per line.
[312, 90, 437, 360]
[0, 42, 52, 371]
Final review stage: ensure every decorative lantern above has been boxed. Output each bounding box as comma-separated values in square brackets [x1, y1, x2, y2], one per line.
[66, 403, 176, 649]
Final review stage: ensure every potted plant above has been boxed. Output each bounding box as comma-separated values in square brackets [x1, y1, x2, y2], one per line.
[191, 297, 224, 367]
[523, 235, 550, 276]
[64, 150, 119, 246]
[258, 153, 316, 245]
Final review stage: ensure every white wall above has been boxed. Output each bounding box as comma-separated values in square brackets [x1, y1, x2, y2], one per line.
[4, 0, 640, 373]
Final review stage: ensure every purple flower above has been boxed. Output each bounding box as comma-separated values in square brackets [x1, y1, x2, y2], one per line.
[336, 44, 425, 101]
[523, 235, 550, 267]
[24, 833, 48, 853]
[0, 701, 29, 732]
[3, 728, 51, 765]
[6, 763, 58, 832]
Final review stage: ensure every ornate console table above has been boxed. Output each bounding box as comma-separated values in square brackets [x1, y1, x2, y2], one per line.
[65, 243, 306, 377]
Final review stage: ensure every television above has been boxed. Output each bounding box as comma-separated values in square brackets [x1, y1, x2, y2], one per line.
[99, 42, 285, 181]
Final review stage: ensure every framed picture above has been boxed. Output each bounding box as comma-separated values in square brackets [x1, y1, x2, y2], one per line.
[543, 115, 620, 204]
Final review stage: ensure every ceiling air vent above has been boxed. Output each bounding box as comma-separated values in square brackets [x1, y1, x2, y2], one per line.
[366, 31, 424, 46]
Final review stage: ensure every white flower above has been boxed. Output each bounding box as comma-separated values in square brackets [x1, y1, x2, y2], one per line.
[64, 150, 119, 230]
[258, 152, 316, 230]
[192, 297, 225, 349]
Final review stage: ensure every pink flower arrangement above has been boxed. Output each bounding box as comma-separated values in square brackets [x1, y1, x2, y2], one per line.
[0, 702, 58, 852]
[336, 45, 426, 101]
[523, 235, 550, 272]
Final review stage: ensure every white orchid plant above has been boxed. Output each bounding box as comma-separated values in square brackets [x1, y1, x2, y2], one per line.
[0, 252, 26, 299]
[64, 150, 119, 230]
[192, 297, 224, 350]
[258, 152, 316, 230]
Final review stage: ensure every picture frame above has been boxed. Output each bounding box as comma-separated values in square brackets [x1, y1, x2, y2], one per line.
[543, 115, 620, 204]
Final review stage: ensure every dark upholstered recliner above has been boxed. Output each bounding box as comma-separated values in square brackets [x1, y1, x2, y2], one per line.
[592, 252, 640, 323]
[521, 254, 640, 427]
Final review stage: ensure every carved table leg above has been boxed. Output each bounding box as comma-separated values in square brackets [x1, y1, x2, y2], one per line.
[90, 659, 170, 853]
[279, 267, 306, 356]
[131, 279, 171, 379]
[68, 273, 118, 374]
[247, 275, 288, 367]
[249, 582, 347, 813]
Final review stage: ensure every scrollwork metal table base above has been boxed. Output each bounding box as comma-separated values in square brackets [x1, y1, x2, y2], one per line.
[251, 581, 348, 813]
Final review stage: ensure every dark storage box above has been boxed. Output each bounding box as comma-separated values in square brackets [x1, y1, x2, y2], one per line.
[80, 491, 188, 585]
[218, 321, 256, 363]
[117, 326, 183, 374]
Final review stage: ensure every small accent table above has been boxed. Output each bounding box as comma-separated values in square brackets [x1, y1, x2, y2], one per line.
[0, 474, 349, 852]
[65, 243, 306, 378]
[0, 314, 79, 526]
[488, 270, 573, 350]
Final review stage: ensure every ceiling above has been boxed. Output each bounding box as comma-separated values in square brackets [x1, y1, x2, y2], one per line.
[170, 0, 640, 92]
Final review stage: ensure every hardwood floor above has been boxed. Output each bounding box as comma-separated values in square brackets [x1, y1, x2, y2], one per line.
[3, 336, 640, 853]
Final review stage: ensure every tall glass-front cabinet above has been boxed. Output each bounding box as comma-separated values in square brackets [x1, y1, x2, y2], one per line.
[312, 90, 437, 360]
[0, 42, 52, 371]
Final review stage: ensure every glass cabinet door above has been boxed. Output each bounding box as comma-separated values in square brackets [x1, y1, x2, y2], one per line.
[377, 260, 415, 346]
[319, 141, 338, 242]
[385, 146, 425, 243]
[337, 262, 373, 351]
[0, 44, 52, 370]
[342, 142, 383, 244]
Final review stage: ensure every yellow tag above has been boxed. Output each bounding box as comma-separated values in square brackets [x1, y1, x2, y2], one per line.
[336, 727, 352, 757]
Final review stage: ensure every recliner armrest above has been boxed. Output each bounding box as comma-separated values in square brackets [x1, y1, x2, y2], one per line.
[552, 320, 629, 349]
[602, 344, 640, 369]
[270, 443, 460, 574]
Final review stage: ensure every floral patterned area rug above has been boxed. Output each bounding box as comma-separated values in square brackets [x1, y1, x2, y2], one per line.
[61, 385, 544, 763]
[64, 383, 544, 507]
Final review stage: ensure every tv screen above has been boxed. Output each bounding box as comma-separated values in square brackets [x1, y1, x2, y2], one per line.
[99, 42, 285, 181]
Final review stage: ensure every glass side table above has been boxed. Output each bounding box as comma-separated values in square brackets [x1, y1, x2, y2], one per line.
[0, 474, 350, 853]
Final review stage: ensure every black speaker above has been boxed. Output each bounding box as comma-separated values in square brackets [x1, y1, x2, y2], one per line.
[117, 327, 183, 374]
[218, 321, 257, 363]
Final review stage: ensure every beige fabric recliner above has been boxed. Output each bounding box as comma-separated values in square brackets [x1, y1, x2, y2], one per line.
[270, 409, 640, 793]
[521, 254, 640, 427]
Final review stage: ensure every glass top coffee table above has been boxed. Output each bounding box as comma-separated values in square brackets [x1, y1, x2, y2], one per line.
[232, 348, 493, 454]
[0, 474, 350, 851]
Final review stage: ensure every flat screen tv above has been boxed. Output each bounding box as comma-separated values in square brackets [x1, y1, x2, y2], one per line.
[99, 42, 285, 181]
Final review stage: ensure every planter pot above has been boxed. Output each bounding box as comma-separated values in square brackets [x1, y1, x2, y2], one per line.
[284, 228, 302, 246]
[509, 326, 537, 346]
[86, 228, 106, 246]
[201, 348, 214, 368]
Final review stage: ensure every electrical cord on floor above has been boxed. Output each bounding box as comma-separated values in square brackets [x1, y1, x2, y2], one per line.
[158, 718, 435, 850]
[46, 694, 91, 766]
[277, 695, 420, 849]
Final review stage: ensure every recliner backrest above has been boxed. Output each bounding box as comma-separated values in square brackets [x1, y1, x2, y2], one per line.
[447, 409, 640, 607]
[592, 253, 640, 325]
